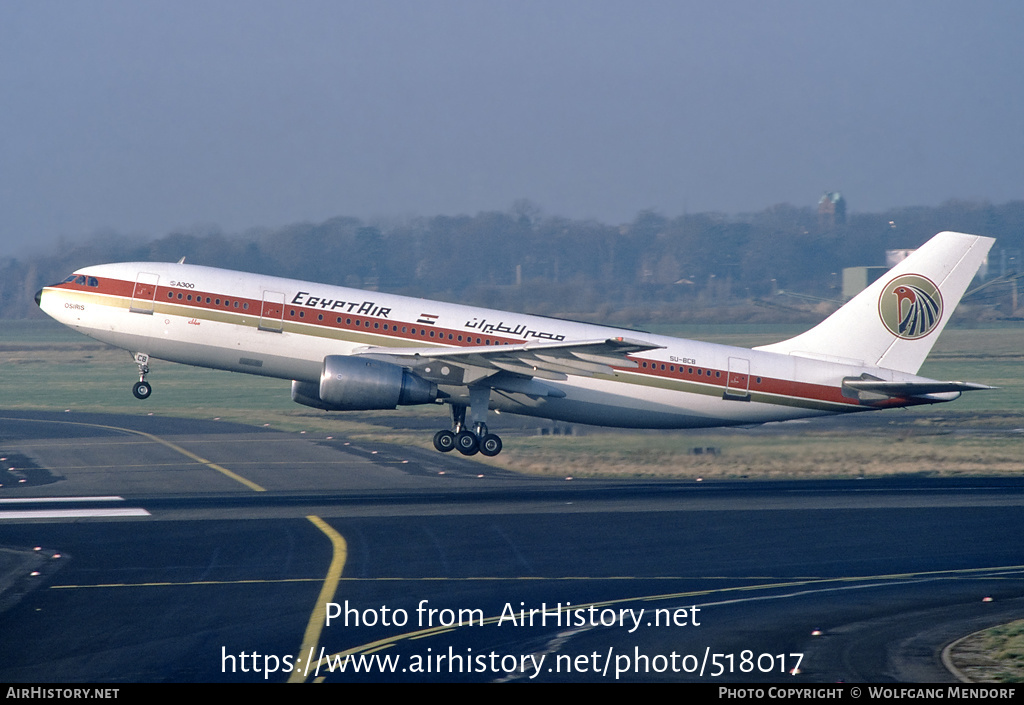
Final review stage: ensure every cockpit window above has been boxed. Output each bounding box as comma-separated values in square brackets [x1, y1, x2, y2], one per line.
[60, 274, 99, 287]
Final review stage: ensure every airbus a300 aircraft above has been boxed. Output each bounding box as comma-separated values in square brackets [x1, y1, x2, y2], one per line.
[36, 231, 994, 457]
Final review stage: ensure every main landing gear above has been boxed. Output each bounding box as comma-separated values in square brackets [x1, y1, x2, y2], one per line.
[132, 352, 152, 399]
[432, 388, 502, 456]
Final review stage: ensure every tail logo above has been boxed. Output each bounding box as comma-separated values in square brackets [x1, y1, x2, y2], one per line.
[878, 274, 943, 340]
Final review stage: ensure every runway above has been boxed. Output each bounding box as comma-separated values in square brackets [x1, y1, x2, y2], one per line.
[1, 410, 1023, 682]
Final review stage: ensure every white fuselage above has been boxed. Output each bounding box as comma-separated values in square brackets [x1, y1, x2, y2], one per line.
[38, 261, 940, 429]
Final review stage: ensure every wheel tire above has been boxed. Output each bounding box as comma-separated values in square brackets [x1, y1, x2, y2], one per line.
[133, 381, 152, 399]
[455, 430, 479, 456]
[433, 430, 456, 453]
[479, 434, 503, 457]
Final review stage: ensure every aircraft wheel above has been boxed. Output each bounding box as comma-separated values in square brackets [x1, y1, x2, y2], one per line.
[132, 381, 152, 399]
[433, 430, 456, 453]
[479, 434, 502, 457]
[455, 430, 479, 456]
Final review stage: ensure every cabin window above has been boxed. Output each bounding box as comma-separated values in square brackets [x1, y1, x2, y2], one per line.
[177, 293, 183, 299]
[243, 303, 249, 310]
[167, 292, 174, 299]
[374, 322, 379, 329]
[317, 314, 323, 321]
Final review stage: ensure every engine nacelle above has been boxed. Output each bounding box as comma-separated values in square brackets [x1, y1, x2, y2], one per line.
[291, 380, 333, 410]
[291, 355, 438, 411]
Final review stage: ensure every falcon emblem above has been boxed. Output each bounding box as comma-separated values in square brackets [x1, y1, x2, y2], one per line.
[878, 274, 943, 339]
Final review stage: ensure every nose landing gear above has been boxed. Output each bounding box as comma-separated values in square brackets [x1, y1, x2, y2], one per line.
[132, 352, 152, 399]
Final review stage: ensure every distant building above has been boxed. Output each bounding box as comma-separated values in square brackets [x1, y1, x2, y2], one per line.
[818, 192, 846, 228]
[842, 266, 888, 300]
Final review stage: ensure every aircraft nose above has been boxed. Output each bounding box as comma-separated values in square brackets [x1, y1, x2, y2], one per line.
[35, 289, 42, 307]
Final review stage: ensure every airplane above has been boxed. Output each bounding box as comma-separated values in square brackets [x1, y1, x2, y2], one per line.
[35, 231, 994, 457]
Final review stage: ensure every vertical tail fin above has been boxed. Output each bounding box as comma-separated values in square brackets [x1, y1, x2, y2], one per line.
[754, 231, 994, 374]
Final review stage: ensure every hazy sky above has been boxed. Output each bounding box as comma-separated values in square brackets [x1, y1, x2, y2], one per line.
[2, 1, 1022, 255]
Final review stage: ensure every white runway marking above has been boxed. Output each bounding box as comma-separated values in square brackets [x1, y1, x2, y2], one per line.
[0, 507, 150, 519]
[0, 496, 126, 504]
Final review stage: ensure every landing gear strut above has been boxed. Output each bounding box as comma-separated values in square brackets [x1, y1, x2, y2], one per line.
[432, 387, 502, 456]
[132, 352, 152, 399]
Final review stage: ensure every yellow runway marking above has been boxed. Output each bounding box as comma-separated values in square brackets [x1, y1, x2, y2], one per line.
[51, 563, 1024, 591]
[289, 515, 348, 684]
[126, 428, 266, 492]
[51, 578, 324, 589]
[0, 416, 266, 492]
[47, 575, 840, 589]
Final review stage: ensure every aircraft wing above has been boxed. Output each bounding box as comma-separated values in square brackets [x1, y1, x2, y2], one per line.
[351, 337, 663, 395]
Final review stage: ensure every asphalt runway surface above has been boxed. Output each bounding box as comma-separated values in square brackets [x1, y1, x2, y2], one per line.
[1, 409, 1023, 683]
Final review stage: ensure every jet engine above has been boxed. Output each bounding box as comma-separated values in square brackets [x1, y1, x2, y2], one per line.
[291, 355, 438, 411]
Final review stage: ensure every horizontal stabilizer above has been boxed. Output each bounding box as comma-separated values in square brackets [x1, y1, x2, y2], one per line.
[842, 379, 995, 397]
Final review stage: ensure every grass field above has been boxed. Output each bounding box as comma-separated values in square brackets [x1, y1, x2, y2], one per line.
[951, 620, 1024, 683]
[2, 318, 1021, 479]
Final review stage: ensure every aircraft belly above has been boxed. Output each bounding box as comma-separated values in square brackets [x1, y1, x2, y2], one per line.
[490, 376, 837, 429]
